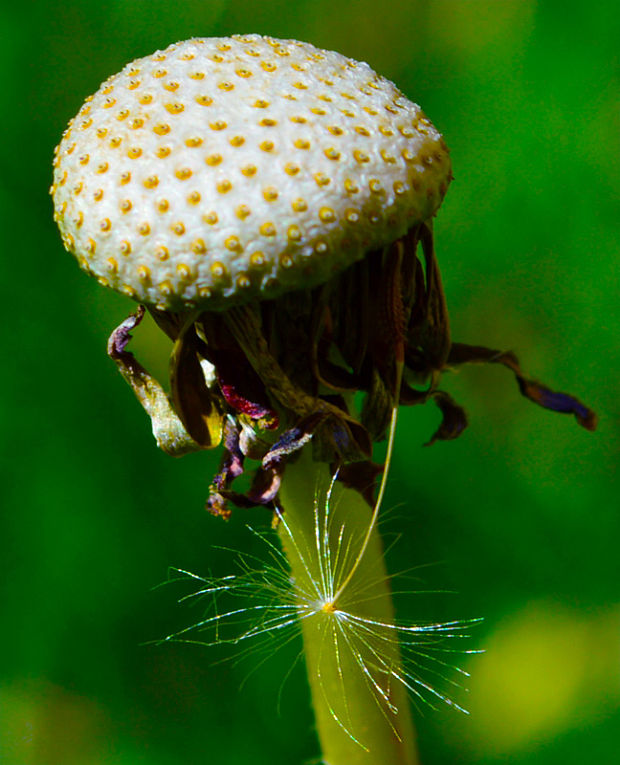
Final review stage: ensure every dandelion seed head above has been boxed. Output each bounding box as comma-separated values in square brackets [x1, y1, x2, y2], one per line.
[53, 35, 450, 311]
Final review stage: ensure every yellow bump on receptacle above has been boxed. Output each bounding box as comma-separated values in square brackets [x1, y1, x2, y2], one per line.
[259, 221, 276, 237]
[241, 164, 257, 177]
[225, 236, 242, 252]
[177, 263, 192, 281]
[287, 225, 302, 242]
[263, 186, 278, 202]
[210, 261, 228, 279]
[249, 251, 265, 268]
[291, 198, 307, 213]
[191, 238, 207, 254]
[216, 180, 232, 194]
[137, 265, 151, 282]
[319, 207, 336, 223]
[314, 173, 331, 187]
[155, 245, 169, 261]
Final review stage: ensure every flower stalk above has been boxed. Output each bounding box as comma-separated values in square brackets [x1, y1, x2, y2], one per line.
[278, 447, 418, 765]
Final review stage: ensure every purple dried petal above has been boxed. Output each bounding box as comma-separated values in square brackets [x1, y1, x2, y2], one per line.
[107, 305, 146, 357]
[448, 343, 597, 431]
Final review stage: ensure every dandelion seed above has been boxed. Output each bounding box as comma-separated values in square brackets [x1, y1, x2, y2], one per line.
[162, 470, 481, 747]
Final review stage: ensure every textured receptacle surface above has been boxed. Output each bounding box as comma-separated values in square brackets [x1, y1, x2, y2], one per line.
[52, 35, 451, 310]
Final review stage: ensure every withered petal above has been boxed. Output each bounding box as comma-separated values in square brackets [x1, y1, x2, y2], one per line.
[107, 304, 146, 357]
[170, 322, 224, 447]
[107, 307, 204, 456]
[415, 222, 451, 371]
[207, 419, 247, 518]
[209, 347, 279, 428]
[262, 414, 324, 468]
[214, 418, 246, 487]
[147, 306, 186, 341]
[424, 391, 468, 446]
[335, 460, 384, 507]
[247, 466, 282, 507]
[448, 343, 597, 431]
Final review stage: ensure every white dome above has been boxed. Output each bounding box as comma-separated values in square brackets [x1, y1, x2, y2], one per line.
[52, 35, 451, 310]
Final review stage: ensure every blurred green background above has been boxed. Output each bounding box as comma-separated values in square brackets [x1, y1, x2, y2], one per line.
[1, 1, 618, 763]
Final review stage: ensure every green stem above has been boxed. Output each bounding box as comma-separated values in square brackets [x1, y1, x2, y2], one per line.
[278, 448, 419, 765]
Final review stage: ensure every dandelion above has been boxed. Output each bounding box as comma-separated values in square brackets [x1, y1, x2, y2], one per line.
[52, 34, 596, 765]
